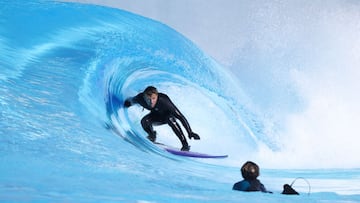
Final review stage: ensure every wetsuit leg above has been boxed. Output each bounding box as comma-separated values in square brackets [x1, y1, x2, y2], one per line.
[141, 114, 157, 142]
[141, 113, 166, 142]
[167, 117, 189, 150]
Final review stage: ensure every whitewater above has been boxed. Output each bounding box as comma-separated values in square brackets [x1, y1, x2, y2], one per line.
[1, 0, 360, 202]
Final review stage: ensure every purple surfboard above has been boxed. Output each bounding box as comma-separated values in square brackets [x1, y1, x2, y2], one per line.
[155, 143, 228, 159]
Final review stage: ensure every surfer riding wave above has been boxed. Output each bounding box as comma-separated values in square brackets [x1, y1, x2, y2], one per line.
[124, 86, 200, 151]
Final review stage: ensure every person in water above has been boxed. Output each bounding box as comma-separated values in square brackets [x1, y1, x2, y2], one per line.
[233, 161, 271, 193]
[124, 86, 200, 151]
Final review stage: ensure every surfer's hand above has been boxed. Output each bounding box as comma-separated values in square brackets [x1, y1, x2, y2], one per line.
[189, 132, 200, 140]
[124, 99, 131, 108]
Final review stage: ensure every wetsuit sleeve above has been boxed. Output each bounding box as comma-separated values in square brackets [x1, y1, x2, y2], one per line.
[248, 179, 271, 193]
[163, 94, 193, 135]
[173, 108, 193, 134]
[124, 93, 143, 107]
[233, 180, 250, 191]
[124, 98, 132, 107]
[259, 183, 271, 193]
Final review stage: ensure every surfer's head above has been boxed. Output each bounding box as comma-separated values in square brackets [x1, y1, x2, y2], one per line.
[143, 86, 158, 108]
[241, 161, 260, 180]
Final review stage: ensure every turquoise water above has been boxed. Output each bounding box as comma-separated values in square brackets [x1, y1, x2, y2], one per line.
[1, 1, 360, 202]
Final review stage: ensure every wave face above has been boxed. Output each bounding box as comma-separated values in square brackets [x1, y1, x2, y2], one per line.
[1, 1, 360, 202]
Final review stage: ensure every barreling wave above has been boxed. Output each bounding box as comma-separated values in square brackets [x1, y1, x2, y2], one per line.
[1, 1, 267, 164]
[2, 2, 360, 202]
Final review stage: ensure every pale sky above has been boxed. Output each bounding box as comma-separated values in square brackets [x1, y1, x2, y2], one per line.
[64, 0, 248, 66]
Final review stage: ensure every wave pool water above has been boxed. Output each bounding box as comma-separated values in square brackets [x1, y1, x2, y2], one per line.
[1, 1, 360, 202]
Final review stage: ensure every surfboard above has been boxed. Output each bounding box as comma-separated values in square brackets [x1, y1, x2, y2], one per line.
[155, 143, 228, 159]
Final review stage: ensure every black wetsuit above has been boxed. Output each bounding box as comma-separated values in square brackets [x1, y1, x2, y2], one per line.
[125, 92, 193, 148]
[233, 179, 269, 193]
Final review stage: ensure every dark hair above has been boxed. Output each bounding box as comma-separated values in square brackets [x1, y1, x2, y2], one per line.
[241, 161, 260, 180]
[144, 86, 158, 96]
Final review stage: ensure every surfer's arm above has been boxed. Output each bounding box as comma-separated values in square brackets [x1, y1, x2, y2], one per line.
[163, 94, 200, 140]
[163, 95, 192, 134]
[124, 98, 132, 108]
[124, 93, 141, 108]
[124, 98, 133, 107]
[174, 108, 191, 133]
[173, 107, 200, 140]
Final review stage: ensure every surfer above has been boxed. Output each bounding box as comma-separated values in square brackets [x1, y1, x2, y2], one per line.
[123, 86, 200, 151]
[233, 161, 271, 193]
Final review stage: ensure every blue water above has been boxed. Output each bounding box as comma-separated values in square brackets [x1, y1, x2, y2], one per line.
[1, 1, 360, 202]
